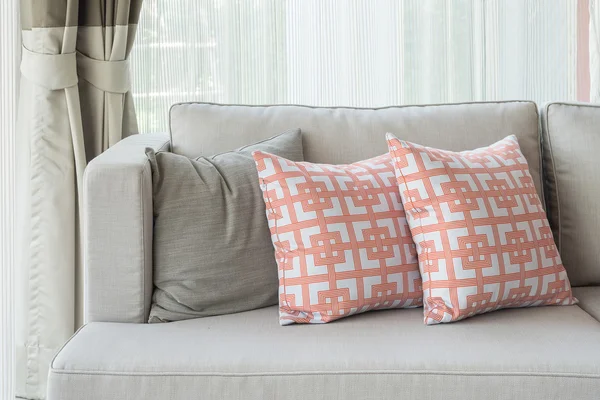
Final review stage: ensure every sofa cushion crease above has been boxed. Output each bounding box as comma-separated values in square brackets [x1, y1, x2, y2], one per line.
[573, 287, 600, 322]
[47, 369, 600, 379]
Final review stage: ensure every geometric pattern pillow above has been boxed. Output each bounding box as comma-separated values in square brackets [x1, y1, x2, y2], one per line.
[386, 133, 577, 325]
[252, 151, 422, 325]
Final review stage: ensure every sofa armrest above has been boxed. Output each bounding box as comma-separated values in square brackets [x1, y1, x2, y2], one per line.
[83, 133, 170, 323]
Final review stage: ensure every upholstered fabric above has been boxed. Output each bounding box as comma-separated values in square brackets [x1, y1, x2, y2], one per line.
[169, 101, 544, 199]
[386, 134, 576, 324]
[253, 152, 421, 324]
[83, 101, 542, 327]
[541, 102, 600, 286]
[148, 130, 303, 322]
[573, 287, 600, 322]
[48, 305, 600, 400]
[84, 133, 171, 324]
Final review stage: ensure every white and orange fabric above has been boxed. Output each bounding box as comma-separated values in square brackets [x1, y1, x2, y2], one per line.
[386, 133, 577, 325]
[253, 151, 422, 325]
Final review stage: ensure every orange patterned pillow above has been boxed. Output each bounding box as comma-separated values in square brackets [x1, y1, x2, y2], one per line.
[253, 151, 422, 325]
[386, 133, 577, 325]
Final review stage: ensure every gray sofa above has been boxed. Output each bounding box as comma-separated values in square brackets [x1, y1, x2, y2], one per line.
[47, 101, 600, 400]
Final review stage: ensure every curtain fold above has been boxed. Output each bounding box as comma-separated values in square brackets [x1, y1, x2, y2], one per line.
[16, 2, 84, 397]
[77, 0, 143, 161]
[16, 1, 143, 398]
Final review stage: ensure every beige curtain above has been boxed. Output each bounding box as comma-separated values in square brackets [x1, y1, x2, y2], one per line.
[77, 1, 143, 159]
[16, 1, 143, 398]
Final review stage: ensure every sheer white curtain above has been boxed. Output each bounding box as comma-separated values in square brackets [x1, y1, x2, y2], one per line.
[0, 1, 19, 399]
[131, 0, 580, 134]
[590, 0, 600, 101]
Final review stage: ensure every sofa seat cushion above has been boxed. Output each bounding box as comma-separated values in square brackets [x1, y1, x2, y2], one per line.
[48, 306, 600, 400]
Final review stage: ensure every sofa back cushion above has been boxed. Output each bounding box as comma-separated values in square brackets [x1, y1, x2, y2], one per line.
[169, 101, 543, 198]
[542, 103, 600, 286]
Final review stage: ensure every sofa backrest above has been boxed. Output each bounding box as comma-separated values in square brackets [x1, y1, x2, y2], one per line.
[169, 101, 543, 198]
[541, 102, 600, 287]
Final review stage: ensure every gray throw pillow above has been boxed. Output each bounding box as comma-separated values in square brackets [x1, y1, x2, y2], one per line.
[146, 129, 303, 322]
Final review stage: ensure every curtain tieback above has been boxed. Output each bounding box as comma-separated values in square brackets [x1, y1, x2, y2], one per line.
[20, 46, 78, 90]
[76, 52, 131, 94]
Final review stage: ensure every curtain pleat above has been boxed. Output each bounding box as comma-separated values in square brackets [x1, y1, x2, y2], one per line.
[77, 0, 144, 161]
[16, 1, 143, 398]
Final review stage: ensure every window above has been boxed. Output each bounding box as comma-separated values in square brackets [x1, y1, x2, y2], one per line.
[131, 1, 586, 135]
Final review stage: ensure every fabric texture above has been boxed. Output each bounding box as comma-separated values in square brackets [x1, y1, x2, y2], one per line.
[541, 102, 600, 286]
[253, 151, 421, 324]
[168, 101, 544, 199]
[148, 130, 303, 323]
[386, 134, 576, 324]
[572, 287, 600, 322]
[84, 132, 170, 324]
[47, 305, 600, 400]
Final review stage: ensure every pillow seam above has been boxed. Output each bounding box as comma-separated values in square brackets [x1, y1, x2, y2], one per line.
[391, 142, 435, 323]
[260, 176, 294, 321]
